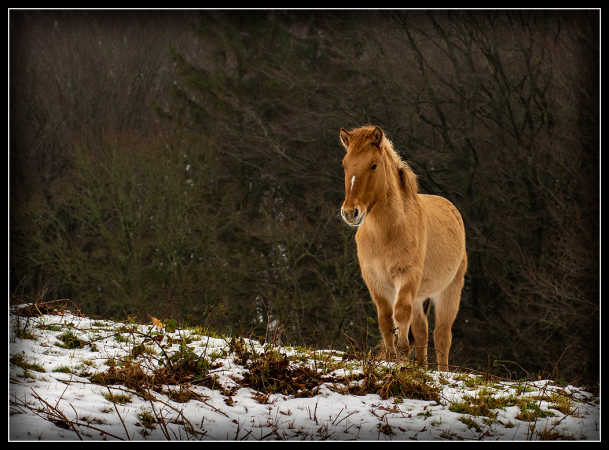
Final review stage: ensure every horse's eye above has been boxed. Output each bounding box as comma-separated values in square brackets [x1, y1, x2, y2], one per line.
[371, 163, 377, 171]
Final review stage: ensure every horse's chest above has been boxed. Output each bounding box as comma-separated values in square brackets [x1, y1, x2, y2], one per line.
[359, 257, 399, 305]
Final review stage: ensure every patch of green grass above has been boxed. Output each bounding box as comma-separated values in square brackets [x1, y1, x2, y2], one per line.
[240, 347, 323, 397]
[185, 323, 225, 340]
[80, 416, 108, 425]
[115, 323, 139, 334]
[165, 386, 199, 403]
[449, 388, 518, 419]
[324, 357, 441, 403]
[453, 373, 482, 389]
[18, 370, 37, 380]
[302, 350, 353, 376]
[130, 343, 157, 359]
[360, 361, 441, 402]
[229, 336, 256, 365]
[437, 375, 451, 385]
[454, 373, 500, 390]
[458, 416, 482, 432]
[104, 358, 118, 368]
[166, 334, 198, 346]
[37, 323, 62, 332]
[514, 397, 555, 422]
[114, 333, 130, 343]
[10, 353, 46, 373]
[163, 342, 214, 378]
[56, 330, 86, 349]
[207, 349, 227, 362]
[90, 339, 220, 399]
[53, 366, 74, 374]
[103, 392, 132, 404]
[513, 384, 534, 395]
[137, 409, 156, 429]
[547, 392, 578, 416]
[164, 319, 178, 333]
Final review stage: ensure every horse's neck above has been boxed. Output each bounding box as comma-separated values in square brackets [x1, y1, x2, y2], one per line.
[364, 186, 419, 242]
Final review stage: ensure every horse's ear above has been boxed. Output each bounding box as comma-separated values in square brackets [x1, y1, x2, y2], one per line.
[371, 126, 384, 147]
[339, 128, 351, 150]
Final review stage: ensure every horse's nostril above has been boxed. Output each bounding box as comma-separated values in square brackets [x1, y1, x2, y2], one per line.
[354, 208, 359, 219]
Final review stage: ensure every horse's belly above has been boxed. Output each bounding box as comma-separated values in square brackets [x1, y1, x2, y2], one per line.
[418, 254, 463, 299]
[416, 277, 448, 300]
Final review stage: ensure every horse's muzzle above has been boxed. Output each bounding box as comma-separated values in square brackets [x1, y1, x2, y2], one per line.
[341, 206, 365, 227]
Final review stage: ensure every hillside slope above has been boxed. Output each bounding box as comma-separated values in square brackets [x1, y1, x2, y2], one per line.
[9, 304, 599, 441]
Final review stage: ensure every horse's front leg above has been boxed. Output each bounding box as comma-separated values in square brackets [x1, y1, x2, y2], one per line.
[411, 300, 429, 367]
[371, 294, 398, 360]
[393, 283, 418, 360]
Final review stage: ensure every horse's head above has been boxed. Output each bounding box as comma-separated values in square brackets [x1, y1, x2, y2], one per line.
[339, 125, 387, 227]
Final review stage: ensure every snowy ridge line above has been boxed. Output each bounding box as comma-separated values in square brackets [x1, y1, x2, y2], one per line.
[9, 307, 600, 441]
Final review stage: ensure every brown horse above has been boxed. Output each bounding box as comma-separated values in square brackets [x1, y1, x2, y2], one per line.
[339, 125, 467, 371]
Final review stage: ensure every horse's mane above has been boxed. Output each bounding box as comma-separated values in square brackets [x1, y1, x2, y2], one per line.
[379, 132, 419, 198]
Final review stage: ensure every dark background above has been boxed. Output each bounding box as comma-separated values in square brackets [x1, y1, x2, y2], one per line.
[10, 10, 599, 388]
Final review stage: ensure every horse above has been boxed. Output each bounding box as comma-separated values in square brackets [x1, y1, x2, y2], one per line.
[339, 125, 467, 371]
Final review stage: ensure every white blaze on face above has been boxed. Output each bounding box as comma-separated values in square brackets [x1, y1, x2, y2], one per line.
[350, 175, 355, 192]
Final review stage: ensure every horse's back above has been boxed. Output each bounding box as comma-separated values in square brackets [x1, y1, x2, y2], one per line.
[419, 194, 465, 240]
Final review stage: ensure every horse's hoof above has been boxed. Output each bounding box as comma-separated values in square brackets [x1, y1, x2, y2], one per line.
[376, 350, 398, 362]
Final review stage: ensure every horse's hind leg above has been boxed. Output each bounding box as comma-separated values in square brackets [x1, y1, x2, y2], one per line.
[433, 256, 467, 371]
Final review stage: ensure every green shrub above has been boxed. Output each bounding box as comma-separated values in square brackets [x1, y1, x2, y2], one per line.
[20, 140, 232, 321]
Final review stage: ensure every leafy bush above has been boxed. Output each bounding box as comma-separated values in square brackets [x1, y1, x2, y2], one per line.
[18, 136, 232, 320]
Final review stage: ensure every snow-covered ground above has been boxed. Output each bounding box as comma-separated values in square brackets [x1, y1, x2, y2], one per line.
[9, 305, 600, 441]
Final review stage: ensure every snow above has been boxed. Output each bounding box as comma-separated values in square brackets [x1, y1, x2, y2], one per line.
[9, 306, 600, 441]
